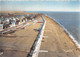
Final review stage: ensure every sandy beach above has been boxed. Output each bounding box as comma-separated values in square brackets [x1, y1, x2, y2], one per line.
[39, 15, 80, 57]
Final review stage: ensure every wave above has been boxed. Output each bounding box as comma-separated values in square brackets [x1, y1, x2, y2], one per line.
[45, 14, 80, 48]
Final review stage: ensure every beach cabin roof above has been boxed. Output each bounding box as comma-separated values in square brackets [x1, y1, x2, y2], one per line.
[9, 18, 12, 20]
[15, 17, 19, 20]
[0, 24, 3, 26]
[11, 20, 15, 24]
[3, 18, 8, 21]
[1, 18, 5, 21]
[20, 15, 25, 18]
[0, 24, 3, 30]
[5, 18, 9, 21]
[12, 17, 16, 21]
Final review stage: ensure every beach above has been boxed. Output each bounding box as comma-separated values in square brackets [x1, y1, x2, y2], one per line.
[0, 11, 80, 57]
[38, 15, 80, 57]
[0, 1, 79, 57]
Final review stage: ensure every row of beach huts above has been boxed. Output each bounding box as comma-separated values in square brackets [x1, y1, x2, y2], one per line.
[0, 14, 37, 32]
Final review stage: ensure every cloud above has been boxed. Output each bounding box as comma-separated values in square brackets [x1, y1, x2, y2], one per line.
[0, 1, 79, 12]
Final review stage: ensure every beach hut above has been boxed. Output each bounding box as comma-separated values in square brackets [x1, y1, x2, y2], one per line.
[25, 18, 27, 22]
[10, 20, 15, 27]
[32, 18, 35, 21]
[9, 17, 12, 20]
[1, 18, 5, 21]
[22, 18, 25, 23]
[19, 15, 25, 23]
[12, 17, 16, 22]
[0, 24, 3, 31]
[5, 18, 9, 23]
[15, 19, 20, 25]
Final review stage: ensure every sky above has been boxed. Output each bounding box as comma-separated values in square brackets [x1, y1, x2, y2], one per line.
[0, 1, 80, 11]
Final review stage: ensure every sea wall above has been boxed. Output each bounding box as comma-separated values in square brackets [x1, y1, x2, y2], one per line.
[27, 15, 46, 57]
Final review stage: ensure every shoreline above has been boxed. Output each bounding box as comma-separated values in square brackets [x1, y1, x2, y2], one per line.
[44, 14, 80, 49]
[39, 15, 80, 57]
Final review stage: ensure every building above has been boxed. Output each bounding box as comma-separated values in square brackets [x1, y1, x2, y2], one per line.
[10, 20, 15, 27]
[0, 24, 3, 31]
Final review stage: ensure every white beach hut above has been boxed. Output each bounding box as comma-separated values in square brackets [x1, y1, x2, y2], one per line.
[25, 18, 27, 22]
[22, 19, 25, 23]
[5, 18, 9, 22]
[10, 21, 15, 27]
[0, 24, 3, 31]
[12, 17, 16, 22]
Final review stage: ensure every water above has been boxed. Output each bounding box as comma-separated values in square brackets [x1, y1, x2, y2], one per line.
[26, 11, 80, 47]
[44, 12, 80, 47]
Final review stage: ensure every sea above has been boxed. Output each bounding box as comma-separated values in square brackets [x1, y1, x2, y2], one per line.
[26, 11, 80, 48]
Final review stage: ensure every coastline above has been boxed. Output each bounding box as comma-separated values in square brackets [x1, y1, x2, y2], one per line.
[39, 15, 80, 57]
[44, 14, 80, 49]
[27, 16, 46, 57]
[0, 11, 80, 57]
